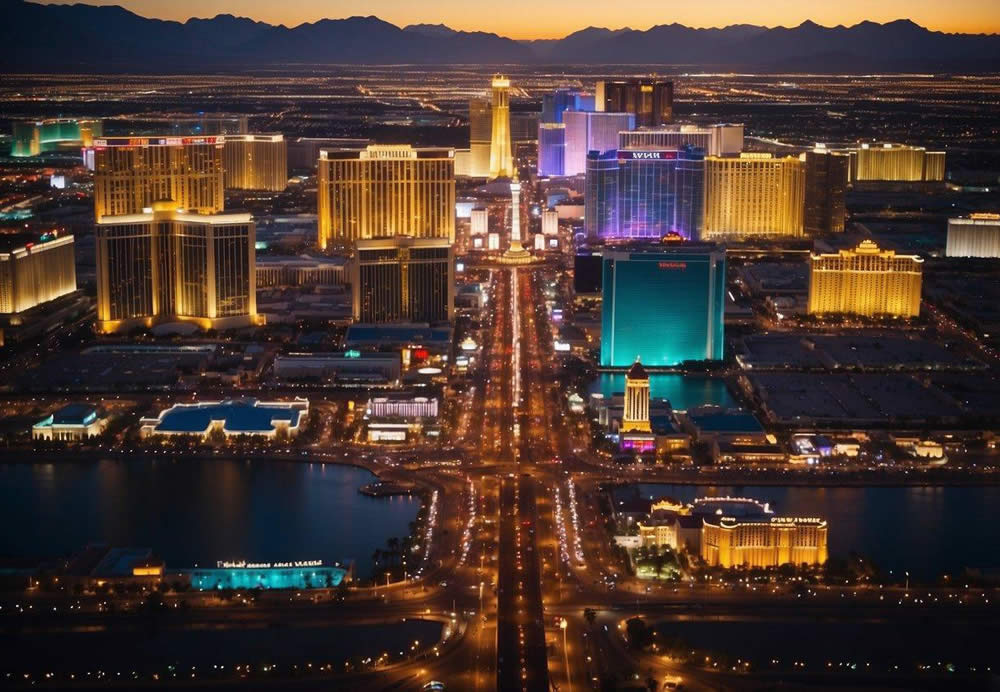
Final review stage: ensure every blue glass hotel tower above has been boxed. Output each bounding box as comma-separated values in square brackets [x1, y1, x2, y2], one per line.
[585, 145, 705, 241]
[600, 245, 725, 367]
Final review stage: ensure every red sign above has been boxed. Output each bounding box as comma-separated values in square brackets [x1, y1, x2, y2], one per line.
[658, 261, 687, 270]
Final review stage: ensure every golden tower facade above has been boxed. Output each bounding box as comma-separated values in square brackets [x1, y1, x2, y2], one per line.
[849, 143, 946, 182]
[92, 136, 224, 221]
[488, 75, 514, 179]
[223, 134, 288, 191]
[807, 239, 923, 318]
[703, 154, 805, 239]
[96, 200, 259, 333]
[621, 359, 651, 433]
[0, 235, 77, 314]
[468, 98, 492, 178]
[317, 145, 455, 250]
[702, 516, 828, 568]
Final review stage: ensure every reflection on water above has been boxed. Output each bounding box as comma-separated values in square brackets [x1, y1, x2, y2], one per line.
[589, 374, 735, 410]
[0, 460, 419, 579]
[620, 483, 1000, 578]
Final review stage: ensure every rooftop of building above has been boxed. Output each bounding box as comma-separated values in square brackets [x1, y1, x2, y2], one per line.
[93, 135, 224, 147]
[626, 358, 649, 381]
[0, 231, 72, 255]
[49, 403, 100, 425]
[345, 324, 453, 346]
[686, 406, 764, 434]
[319, 144, 455, 160]
[146, 398, 307, 435]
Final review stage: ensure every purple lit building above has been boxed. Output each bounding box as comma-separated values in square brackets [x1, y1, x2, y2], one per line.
[585, 145, 706, 240]
[537, 123, 566, 177]
[564, 111, 635, 177]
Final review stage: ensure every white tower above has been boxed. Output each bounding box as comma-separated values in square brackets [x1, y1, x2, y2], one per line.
[502, 177, 530, 262]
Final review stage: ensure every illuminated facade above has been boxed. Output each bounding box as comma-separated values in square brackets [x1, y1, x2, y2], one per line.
[11, 118, 102, 157]
[367, 394, 439, 419]
[537, 123, 566, 177]
[703, 154, 805, 239]
[468, 98, 492, 178]
[619, 124, 743, 156]
[600, 246, 725, 367]
[542, 210, 558, 236]
[488, 75, 514, 179]
[140, 398, 308, 440]
[0, 235, 77, 315]
[807, 239, 923, 318]
[701, 516, 828, 568]
[584, 150, 619, 239]
[317, 145, 455, 249]
[848, 143, 946, 182]
[541, 88, 594, 124]
[33, 403, 107, 441]
[803, 148, 848, 235]
[352, 236, 454, 324]
[585, 147, 705, 240]
[564, 111, 635, 176]
[222, 134, 288, 191]
[92, 136, 225, 221]
[946, 214, 1000, 258]
[595, 79, 673, 126]
[621, 359, 651, 433]
[96, 200, 259, 333]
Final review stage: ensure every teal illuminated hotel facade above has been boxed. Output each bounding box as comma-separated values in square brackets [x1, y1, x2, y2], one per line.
[600, 245, 725, 367]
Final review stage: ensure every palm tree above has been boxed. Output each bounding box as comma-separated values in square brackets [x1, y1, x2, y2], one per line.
[583, 608, 597, 628]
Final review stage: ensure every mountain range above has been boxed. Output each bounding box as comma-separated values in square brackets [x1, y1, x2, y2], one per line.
[3, 0, 999, 71]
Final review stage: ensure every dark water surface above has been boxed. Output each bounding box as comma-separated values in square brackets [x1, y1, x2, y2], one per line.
[0, 459, 419, 579]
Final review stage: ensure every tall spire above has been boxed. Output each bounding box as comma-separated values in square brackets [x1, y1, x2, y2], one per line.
[488, 74, 513, 180]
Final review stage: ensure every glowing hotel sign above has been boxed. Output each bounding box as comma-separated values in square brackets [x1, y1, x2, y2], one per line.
[619, 150, 679, 161]
[216, 559, 323, 570]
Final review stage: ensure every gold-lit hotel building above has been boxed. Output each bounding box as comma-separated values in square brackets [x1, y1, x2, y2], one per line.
[488, 75, 514, 179]
[222, 134, 288, 191]
[92, 136, 225, 221]
[702, 515, 828, 568]
[0, 234, 77, 315]
[849, 142, 945, 182]
[317, 145, 455, 250]
[808, 239, 923, 318]
[702, 153, 805, 238]
[96, 200, 260, 333]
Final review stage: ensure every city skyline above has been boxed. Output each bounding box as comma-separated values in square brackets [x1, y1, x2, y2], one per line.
[33, 0, 1000, 38]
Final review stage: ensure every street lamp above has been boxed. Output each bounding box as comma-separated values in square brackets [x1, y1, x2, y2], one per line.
[560, 617, 572, 690]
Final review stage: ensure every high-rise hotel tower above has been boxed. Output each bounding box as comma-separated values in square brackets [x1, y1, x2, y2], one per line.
[702, 154, 805, 239]
[92, 136, 225, 221]
[848, 142, 945, 183]
[808, 240, 923, 318]
[0, 234, 77, 315]
[352, 236, 454, 324]
[601, 245, 725, 367]
[468, 99, 493, 178]
[317, 145, 455, 250]
[488, 75, 514, 179]
[595, 80, 673, 126]
[96, 200, 259, 333]
[222, 134, 288, 191]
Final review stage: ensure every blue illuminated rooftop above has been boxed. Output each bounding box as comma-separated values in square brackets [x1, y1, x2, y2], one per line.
[148, 399, 307, 435]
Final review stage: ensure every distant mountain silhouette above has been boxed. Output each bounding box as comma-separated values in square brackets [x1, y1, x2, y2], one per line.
[2, 1, 998, 71]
